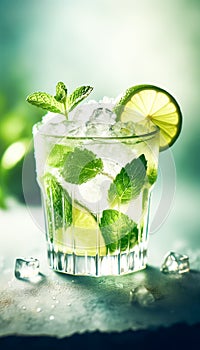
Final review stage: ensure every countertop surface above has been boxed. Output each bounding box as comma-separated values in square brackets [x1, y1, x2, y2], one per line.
[0, 181, 200, 340]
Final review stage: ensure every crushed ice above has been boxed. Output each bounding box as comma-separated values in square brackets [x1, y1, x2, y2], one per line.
[33, 99, 142, 138]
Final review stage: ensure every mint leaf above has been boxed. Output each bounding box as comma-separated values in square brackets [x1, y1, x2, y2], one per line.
[26, 83, 93, 118]
[47, 144, 73, 168]
[108, 154, 147, 206]
[99, 209, 138, 253]
[26, 92, 64, 114]
[67, 86, 93, 112]
[147, 167, 157, 185]
[55, 82, 67, 102]
[43, 173, 72, 240]
[62, 147, 103, 184]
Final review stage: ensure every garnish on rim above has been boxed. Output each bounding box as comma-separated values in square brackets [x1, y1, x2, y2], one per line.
[114, 84, 182, 151]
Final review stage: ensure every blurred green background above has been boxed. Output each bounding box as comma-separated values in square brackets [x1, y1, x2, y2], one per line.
[0, 0, 200, 208]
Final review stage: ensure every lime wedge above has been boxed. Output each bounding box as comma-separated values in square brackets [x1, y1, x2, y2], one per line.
[55, 205, 107, 256]
[115, 84, 182, 151]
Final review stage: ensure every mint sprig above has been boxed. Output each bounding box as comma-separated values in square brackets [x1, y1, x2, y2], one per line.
[26, 82, 93, 119]
[108, 154, 147, 206]
[62, 148, 103, 185]
[99, 209, 138, 253]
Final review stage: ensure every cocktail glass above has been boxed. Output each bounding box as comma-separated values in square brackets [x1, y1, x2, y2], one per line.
[33, 105, 160, 276]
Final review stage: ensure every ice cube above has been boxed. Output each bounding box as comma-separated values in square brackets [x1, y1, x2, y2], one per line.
[65, 121, 86, 137]
[77, 174, 111, 213]
[130, 285, 155, 307]
[160, 251, 190, 274]
[70, 101, 98, 123]
[76, 158, 121, 213]
[86, 122, 112, 137]
[110, 121, 135, 137]
[89, 107, 116, 124]
[15, 257, 40, 281]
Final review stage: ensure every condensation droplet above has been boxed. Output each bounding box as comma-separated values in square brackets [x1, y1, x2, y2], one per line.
[51, 304, 55, 308]
[36, 307, 42, 312]
[22, 306, 26, 310]
[49, 315, 55, 320]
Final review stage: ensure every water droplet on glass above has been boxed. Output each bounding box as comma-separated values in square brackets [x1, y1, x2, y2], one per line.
[51, 304, 55, 309]
[55, 300, 59, 304]
[67, 303, 71, 306]
[49, 315, 55, 320]
[52, 296, 56, 300]
[36, 307, 42, 312]
[22, 306, 26, 310]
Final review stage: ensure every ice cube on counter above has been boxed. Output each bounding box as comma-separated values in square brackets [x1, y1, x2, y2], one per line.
[15, 257, 40, 281]
[130, 285, 155, 307]
[160, 251, 190, 274]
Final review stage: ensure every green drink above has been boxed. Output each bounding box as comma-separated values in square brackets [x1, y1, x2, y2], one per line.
[27, 82, 182, 276]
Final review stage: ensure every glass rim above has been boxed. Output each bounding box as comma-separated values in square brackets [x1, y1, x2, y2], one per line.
[34, 122, 160, 141]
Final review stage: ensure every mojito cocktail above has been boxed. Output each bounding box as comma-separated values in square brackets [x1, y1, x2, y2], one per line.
[28, 82, 182, 276]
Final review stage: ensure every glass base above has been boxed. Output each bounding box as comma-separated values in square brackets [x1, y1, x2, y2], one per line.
[47, 242, 147, 276]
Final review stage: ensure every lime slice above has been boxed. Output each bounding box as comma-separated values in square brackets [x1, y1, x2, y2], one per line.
[115, 84, 182, 151]
[55, 205, 107, 256]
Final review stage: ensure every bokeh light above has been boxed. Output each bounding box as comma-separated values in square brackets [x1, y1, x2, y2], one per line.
[1, 140, 28, 170]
